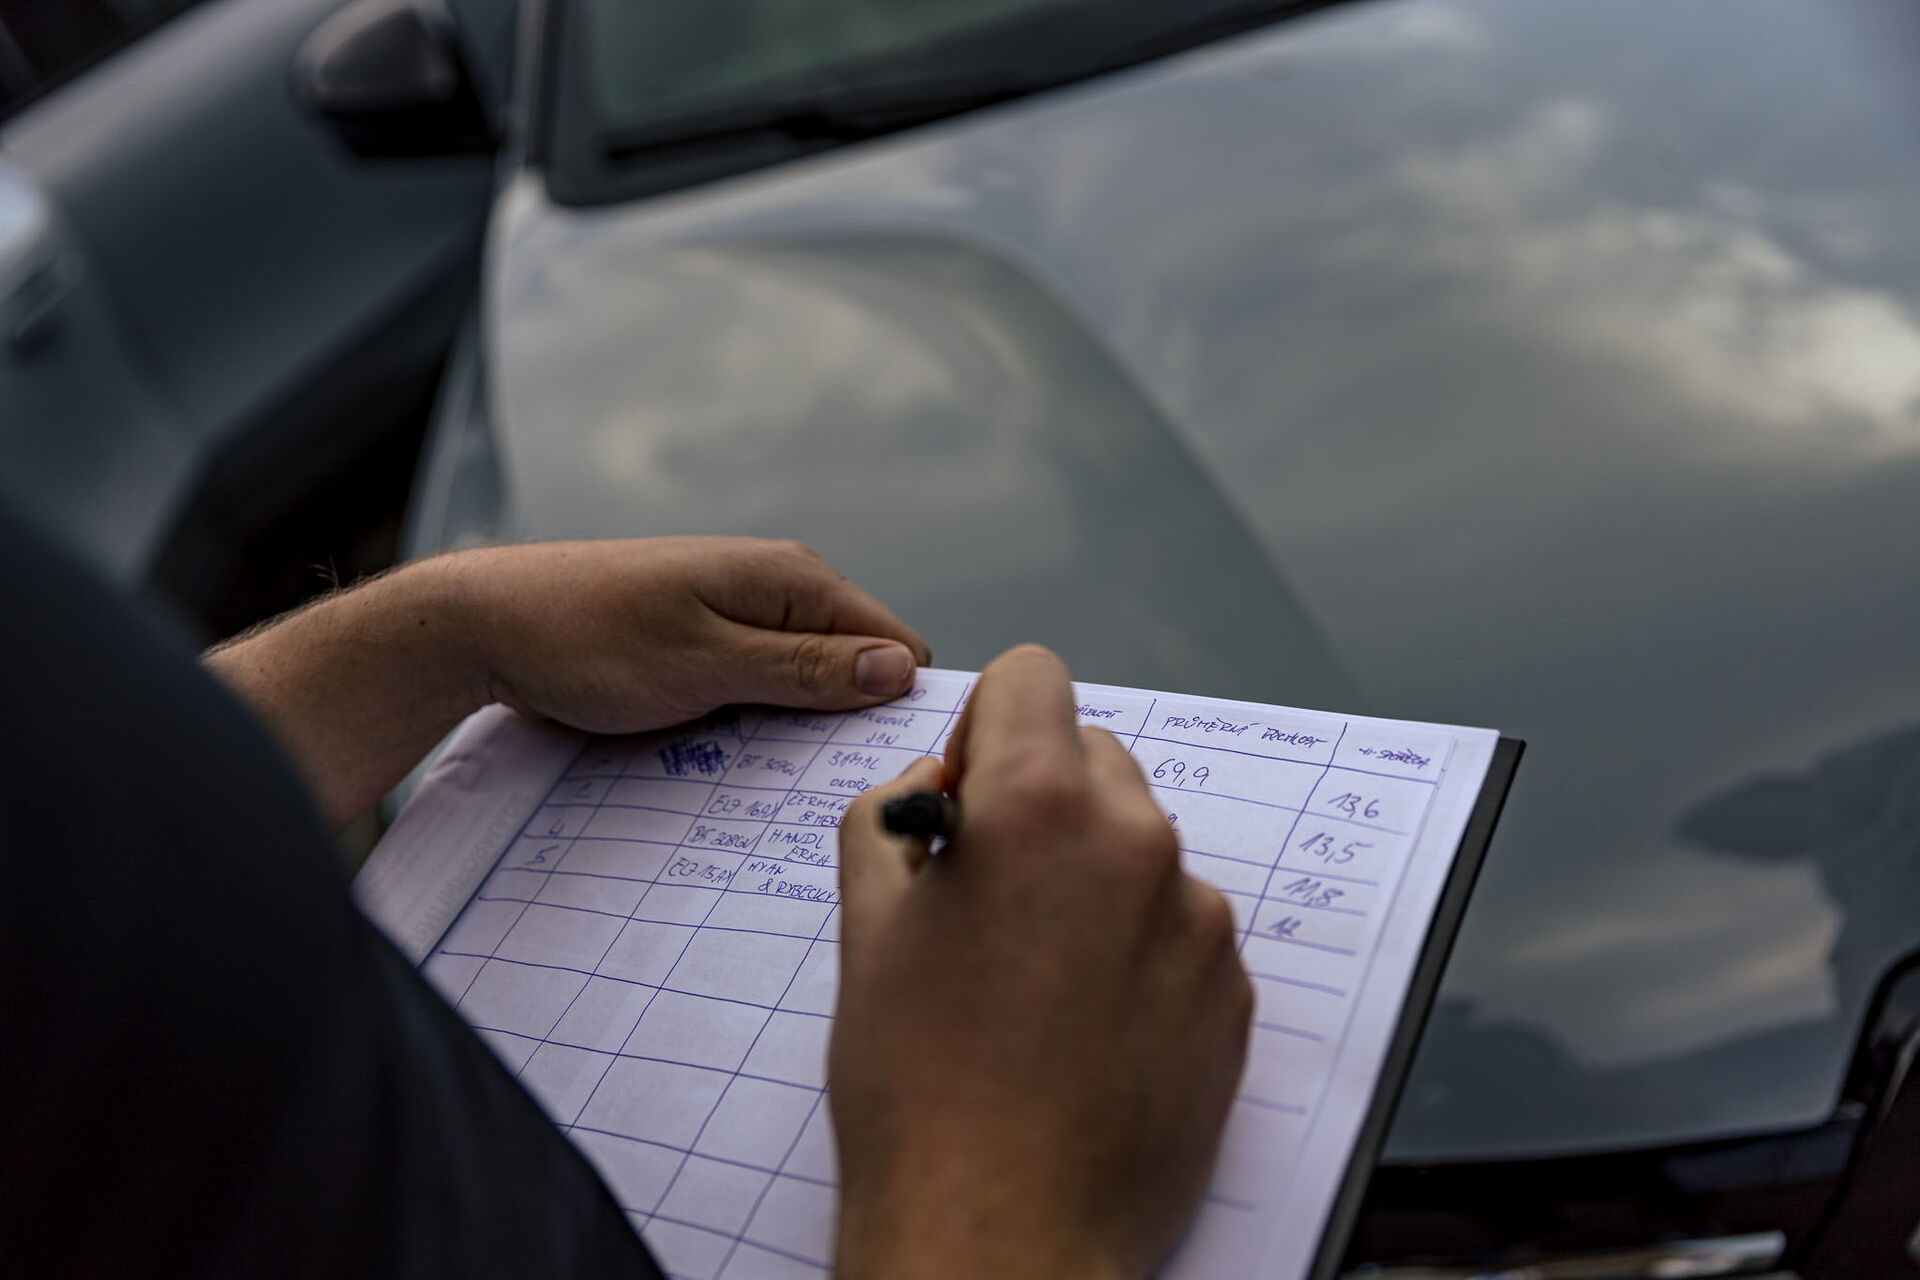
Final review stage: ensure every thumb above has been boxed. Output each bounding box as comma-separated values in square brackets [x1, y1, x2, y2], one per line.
[726, 623, 919, 709]
[838, 755, 944, 942]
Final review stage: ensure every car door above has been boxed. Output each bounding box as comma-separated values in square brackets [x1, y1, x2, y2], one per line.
[0, 0, 510, 615]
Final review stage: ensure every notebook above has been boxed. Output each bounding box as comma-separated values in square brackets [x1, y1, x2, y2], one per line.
[354, 669, 1520, 1280]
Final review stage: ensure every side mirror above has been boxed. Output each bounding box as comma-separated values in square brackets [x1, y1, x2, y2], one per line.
[294, 0, 497, 159]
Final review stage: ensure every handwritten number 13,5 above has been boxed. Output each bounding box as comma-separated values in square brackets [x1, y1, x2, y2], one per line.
[1297, 832, 1371, 865]
[1153, 759, 1211, 789]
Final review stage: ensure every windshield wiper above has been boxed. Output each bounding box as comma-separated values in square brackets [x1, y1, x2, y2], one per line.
[600, 70, 1035, 164]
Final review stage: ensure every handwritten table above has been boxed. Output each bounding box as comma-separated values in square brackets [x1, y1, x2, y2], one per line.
[405, 670, 1496, 1280]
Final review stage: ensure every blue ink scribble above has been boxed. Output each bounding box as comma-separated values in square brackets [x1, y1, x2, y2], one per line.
[660, 739, 728, 778]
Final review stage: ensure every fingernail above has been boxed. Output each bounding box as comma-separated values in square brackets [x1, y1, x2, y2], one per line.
[855, 644, 915, 697]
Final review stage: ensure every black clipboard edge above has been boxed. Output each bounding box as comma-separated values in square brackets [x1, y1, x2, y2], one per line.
[1306, 736, 1526, 1280]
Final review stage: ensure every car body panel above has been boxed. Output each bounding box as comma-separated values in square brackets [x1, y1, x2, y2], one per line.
[0, 158, 191, 573]
[0, 0, 509, 581]
[467, 0, 1920, 1158]
[491, 211, 1359, 707]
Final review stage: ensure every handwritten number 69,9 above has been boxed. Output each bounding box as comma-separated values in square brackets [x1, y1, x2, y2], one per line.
[1152, 759, 1211, 789]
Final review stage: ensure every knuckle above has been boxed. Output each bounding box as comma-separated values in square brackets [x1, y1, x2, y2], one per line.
[1003, 641, 1062, 669]
[787, 632, 839, 693]
[843, 786, 882, 826]
[976, 764, 1090, 838]
[1190, 881, 1239, 946]
[777, 538, 823, 564]
[1232, 964, 1256, 1025]
[1119, 805, 1181, 866]
[984, 642, 1063, 680]
[999, 760, 1090, 817]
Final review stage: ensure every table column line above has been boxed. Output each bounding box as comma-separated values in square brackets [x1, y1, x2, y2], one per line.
[513, 730, 717, 1081]
[601, 721, 841, 1212]
[1238, 723, 1348, 956]
[446, 735, 602, 1011]
[560, 711, 803, 1135]
[708, 692, 970, 1277]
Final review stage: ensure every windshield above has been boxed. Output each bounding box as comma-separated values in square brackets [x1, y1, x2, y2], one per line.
[583, 0, 1085, 131]
[546, 0, 1328, 204]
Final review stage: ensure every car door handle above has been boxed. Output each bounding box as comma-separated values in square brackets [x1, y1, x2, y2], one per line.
[5, 251, 84, 358]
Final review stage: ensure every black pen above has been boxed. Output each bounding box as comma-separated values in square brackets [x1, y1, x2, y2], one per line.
[881, 791, 959, 843]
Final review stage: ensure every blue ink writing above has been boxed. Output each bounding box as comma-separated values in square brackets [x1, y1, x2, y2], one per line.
[660, 739, 728, 778]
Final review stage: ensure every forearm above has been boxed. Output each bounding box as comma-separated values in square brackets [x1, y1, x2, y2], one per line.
[202, 537, 930, 831]
[204, 556, 491, 828]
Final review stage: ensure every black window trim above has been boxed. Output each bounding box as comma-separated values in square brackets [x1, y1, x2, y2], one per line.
[533, 0, 1352, 209]
[0, 0, 214, 125]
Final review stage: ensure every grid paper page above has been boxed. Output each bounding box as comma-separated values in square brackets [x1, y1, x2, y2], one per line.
[363, 669, 1499, 1280]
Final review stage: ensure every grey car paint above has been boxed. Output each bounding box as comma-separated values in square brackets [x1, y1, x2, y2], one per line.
[0, 0, 514, 578]
[0, 157, 193, 572]
[422, 0, 1920, 1158]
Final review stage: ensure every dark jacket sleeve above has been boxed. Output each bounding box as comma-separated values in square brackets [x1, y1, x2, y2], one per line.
[0, 499, 663, 1280]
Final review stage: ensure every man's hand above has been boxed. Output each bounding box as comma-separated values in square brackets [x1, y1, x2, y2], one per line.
[448, 537, 928, 731]
[206, 538, 929, 827]
[832, 645, 1253, 1280]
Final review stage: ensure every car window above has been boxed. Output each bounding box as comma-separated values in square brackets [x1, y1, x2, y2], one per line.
[583, 0, 1087, 131]
[548, 0, 1335, 205]
[0, 0, 209, 119]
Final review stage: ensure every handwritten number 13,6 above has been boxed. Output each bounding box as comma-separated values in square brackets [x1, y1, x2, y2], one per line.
[1152, 759, 1211, 789]
[1325, 792, 1380, 820]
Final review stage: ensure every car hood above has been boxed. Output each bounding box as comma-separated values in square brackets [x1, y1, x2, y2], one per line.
[482, 0, 1920, 1158]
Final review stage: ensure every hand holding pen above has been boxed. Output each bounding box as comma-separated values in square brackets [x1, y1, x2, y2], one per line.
[828, 644, 1254, 1280]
